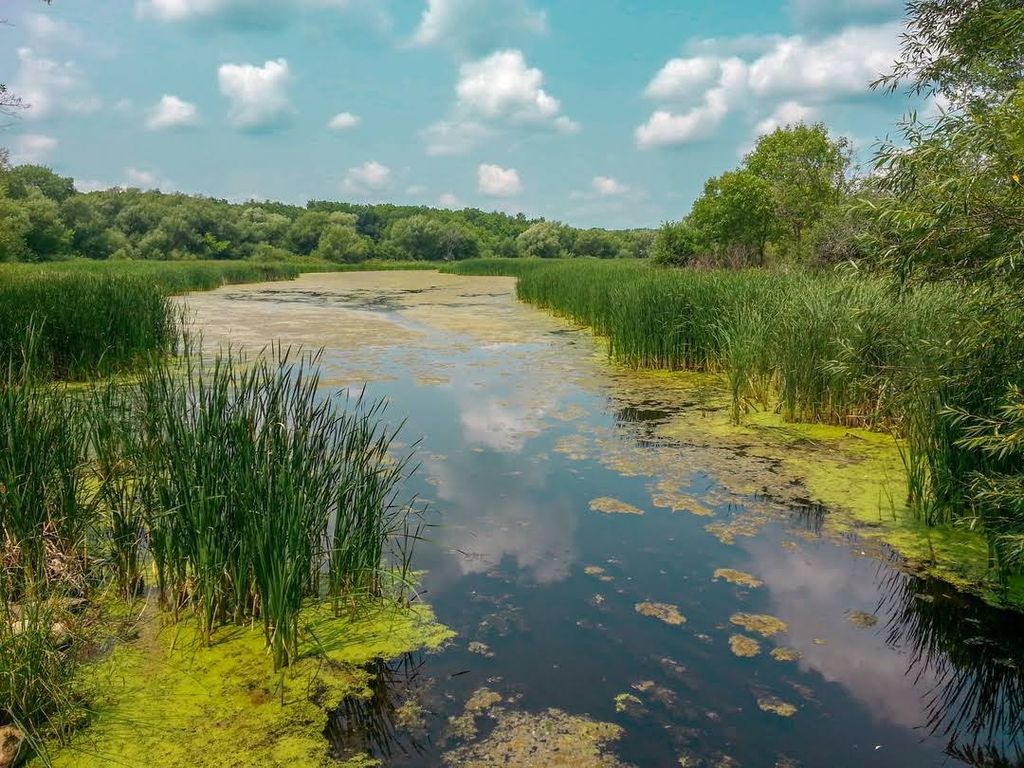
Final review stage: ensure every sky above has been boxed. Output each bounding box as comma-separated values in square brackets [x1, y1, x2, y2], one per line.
[0, 0, 919, 229]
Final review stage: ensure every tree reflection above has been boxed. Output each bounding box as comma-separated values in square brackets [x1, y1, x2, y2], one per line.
[877, 558, 1024, 766]
[324, 653, 431, 763]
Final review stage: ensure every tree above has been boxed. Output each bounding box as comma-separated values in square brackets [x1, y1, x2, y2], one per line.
[5, 165, 76, 202]
[865, 0, 1024, 284]
[20, 192, 72, 259]
[686, 170, 777, 265]
[744, 123, 851, 257]
[287, 211, 331, 255]
[516, 221, 568, 259]
[0, 194, 30, 260]
[573, 229, 621, 259]
[313, 223, 370, 263]
[650, 221, 702, 267]
[388, 215, 479, 261]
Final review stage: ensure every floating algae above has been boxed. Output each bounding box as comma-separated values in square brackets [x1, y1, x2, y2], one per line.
[467, 641, 495, 657]
[614, 692, 644, 714]
[443, 708, 628, 767]
[847, 610, 879, 628]
[770, 647, 802, 662]
[43, 599, 453, 768]
[728, 635, 761, 658]
[756, 697, 798, 717]
[729, 613, 787, 638]
[446, 687, 504, 742]
[713, 568, 763, 589]
[635, 602, 686, 626]
[590, 497, 645, 516]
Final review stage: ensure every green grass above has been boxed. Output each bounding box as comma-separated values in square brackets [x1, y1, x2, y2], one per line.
[441, 257, 552, 277]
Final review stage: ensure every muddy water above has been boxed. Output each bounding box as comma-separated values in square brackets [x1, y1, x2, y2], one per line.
[186, 272, 1024, 768]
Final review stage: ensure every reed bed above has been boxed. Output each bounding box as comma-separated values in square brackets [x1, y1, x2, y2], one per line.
[441, 257, 550, 277]
[456, 259, 1024, 577]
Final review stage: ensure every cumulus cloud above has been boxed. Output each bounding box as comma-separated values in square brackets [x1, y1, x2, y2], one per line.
[327, 111, 360, 130]
[592, 176, 629, 196]
[23, 14, 83, 46]
[477, 163, 521, 197]
[424, 50, 578, 155]
[636, 23, 900, 149]
[438, 192, 461, 208]
[124, 167, 177, 190]
[145, 95, 200, 130]
[413, 0, 546, 55]
[10, 134, 57, 164]
[13, 48, 100, 120]
[218, 58, 293, 131]
[754, 100, 816, 136]
[342, 160, 391, 194]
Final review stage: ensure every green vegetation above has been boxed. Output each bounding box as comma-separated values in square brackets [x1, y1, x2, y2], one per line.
[0, 335, 431, 762]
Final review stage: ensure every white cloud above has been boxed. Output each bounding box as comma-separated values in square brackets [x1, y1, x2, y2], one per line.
[405, 184, 428, 195]
[636, 23, 900, 149]
[413, 0, 546, 55]
[645, 56, 721, 101]
[13, 48, 100, 120]
[23, 14, 82, 46]
[438, 192, 461, 208]
[327, 111, 360, 130]
[126, 167, 159, 188]
[424, 49, 578, 155]
[754, 100, 815, 136]
[145, 95, 200, 130]
[343, 160, 391, 194]
[10, 134, 57, 164]
[592, 176, 629, 196]
[477, 163, 521, 197]
[218, 58, 293, 131]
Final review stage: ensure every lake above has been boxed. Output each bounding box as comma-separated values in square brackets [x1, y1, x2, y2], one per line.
[187, 270, 1024, 768]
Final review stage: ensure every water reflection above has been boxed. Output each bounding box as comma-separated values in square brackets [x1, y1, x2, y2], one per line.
[876, 562, 1024, 765]
[324, 653, 430, 763]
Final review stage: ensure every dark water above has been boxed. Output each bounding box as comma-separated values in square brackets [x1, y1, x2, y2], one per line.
[202, 278, 1024, 767]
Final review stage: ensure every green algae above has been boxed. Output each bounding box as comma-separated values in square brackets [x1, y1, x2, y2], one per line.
[635, 602, 686, 626]
[756, 697, 798, 717]
[728, 634, 761, 658]
[589, 497, 645, 516]
[770, 647, 802, 662]
[39, 599, 453, 768]
[444, 707, 627, 767]
[847, 611, 879, 628]
[729, 613, 787, 638]
[613, 692, 643, 714]
[713, 569, 763, 589]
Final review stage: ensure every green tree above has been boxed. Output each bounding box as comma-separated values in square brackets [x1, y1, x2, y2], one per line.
[287, 211, 332, 255]
[21, 192, 72, 259]
[388, 215, 479, 261]
[744, 123, 851, 257]
[5, 165, 76, 202]
[687, 170, 777, 265]
[313, 223, 370, 263]
[650, 221, 702, 267]
[516, 221, 568, 259]
[0, 194, 30, 261]
[573, 229, 621, 259]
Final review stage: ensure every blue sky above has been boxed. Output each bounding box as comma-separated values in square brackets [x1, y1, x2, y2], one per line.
[0, 0, 916, 228]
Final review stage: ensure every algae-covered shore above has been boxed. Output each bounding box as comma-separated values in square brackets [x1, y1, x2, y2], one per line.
[40, 600, 452, 768]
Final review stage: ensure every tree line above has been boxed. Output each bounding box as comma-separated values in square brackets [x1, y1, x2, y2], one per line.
[0, 163, 655, 264]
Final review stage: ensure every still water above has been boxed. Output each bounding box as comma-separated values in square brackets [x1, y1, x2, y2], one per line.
[188, 271, 1024, 768]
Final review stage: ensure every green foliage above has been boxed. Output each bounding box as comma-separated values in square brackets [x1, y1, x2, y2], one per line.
[573, 229, 622, 259]
[517, 221, 569, 259]
[387, 214, 480, 261]
[687, 170, 777, 265]
[650, 221, 702, 266]
[313, 220, 371, 264]
[743, 123, 851, 257]
[4, 165, 76, 203]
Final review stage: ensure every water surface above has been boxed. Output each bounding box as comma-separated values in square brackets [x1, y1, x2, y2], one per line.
[187, 272, 1024, 767]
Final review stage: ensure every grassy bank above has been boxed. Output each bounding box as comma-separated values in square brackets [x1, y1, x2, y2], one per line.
[447, 258, 1024, 591]
[1, 338, 440, 765]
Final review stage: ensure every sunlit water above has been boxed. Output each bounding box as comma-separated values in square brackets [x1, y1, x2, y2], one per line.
[187, 272, 1024, 768]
